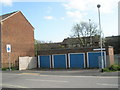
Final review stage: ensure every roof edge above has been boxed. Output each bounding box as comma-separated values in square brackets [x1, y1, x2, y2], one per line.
[18, 11, 34, 29]
[1, 11, 34, 29]
[0, 11, 20, 22]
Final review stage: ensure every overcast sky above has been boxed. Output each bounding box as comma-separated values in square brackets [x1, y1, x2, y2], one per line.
[0, 0, 119, 42]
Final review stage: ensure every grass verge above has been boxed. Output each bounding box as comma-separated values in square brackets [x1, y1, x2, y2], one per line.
[2, 67, 18, 71]
[103, 64, 120, 72]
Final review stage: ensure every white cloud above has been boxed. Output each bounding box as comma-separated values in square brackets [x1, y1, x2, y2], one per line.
[63, 0, 88, 11]
[66, 11, 86, 22]
[67, 11, 82, 18]
[60, 17, 65, 20]
[0, 0, 13, 6]
[44, 16, 54, 20]
[63, 0, 119, 14]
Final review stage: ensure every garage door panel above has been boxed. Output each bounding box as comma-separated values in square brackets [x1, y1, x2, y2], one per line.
[53, 54, 67, 68]
[39, 55, 51, 68]
[69, 53, 85, 68]
[87, 52, 106, 68]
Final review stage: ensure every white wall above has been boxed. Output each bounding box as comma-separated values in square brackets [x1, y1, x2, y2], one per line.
[19, 56, 37, 70]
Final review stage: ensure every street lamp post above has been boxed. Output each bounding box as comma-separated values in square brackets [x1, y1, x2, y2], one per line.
[89, 19, 92, 47]
[97, 4, 104, 72]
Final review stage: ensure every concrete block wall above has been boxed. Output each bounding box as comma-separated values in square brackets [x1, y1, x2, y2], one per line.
[19, 56, 37, 70]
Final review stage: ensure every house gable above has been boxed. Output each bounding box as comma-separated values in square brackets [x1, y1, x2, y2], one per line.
[0, 11, 34, 29]
[1, 11, 35, 68]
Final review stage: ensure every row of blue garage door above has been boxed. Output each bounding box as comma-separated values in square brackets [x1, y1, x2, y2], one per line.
[38, 52, 106, 69]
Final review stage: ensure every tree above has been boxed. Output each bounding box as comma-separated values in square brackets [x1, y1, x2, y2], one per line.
[34, 39, 40, 56]
[72, 21, 100, 47]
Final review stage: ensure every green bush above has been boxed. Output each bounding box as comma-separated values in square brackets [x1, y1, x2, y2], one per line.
[109, 64, 120, 71]
[103, 64, 120, 72]
[2, 68, 8, 71]
[2, 67, 18, 71]
[11, 67, 19, 70]
[103, 68, 111, 72]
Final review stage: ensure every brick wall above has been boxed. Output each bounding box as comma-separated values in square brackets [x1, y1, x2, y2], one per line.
[1, 11, 35, 68]
[107, 46, 114, 65]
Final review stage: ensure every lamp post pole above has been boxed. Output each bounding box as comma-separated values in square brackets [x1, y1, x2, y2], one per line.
[89, 19, 92, 47]
[97, 4, 104, 72]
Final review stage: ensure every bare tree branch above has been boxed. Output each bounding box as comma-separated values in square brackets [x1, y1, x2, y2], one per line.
[71, 21, 100, 47]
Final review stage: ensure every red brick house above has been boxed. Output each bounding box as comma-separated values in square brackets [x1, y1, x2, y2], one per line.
[0, 11, 35, 68]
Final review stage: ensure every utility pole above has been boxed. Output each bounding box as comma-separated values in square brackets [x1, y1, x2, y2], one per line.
[89, 19, 92, 47]
[97, 4, 104, 72]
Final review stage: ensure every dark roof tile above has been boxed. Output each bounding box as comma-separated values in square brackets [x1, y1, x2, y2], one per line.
[0, 11, 18, 21]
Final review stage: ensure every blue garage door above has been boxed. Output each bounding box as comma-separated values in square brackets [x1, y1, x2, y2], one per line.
[87, 52, 106, 68]
[38, 55, 51, 68]
[69, 53, 85, 68]
[53, 54, 67, 68]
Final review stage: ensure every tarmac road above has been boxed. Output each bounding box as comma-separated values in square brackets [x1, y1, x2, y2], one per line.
[1, 69, 119, 89]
